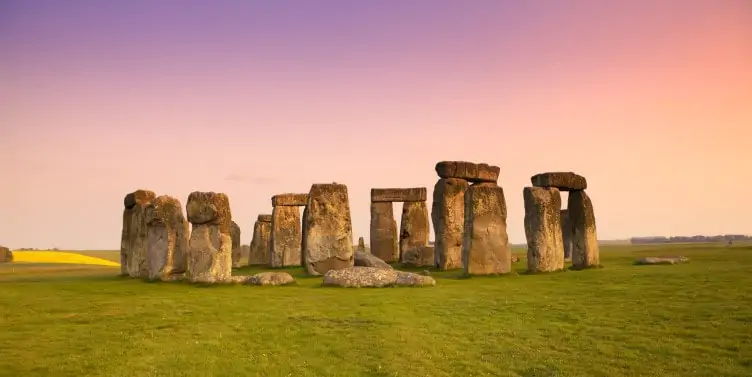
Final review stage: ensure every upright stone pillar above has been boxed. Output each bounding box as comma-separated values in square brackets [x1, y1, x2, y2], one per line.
[145, 195, 189, 281]
[249, 214, 271, 265]
[523, 187, 564, 273]
[399, 201, 429, 262]
[369, 202, 398, 263]
[462, 183, 511, 275]
[186, 191, 233, 283]
[561, 209, 573, 260]
[231, 221, 249, 268]
[432, 178, 469, 270]
[301, 205, 308, 266]
[269, 193, 307, 267]
[356, 237, 366, 253]
[568, 190, 600, 269]
[303, 183, 354, 275]
[121, 189, 156, 278]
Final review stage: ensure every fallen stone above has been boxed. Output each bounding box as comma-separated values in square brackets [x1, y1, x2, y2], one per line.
[249, 219, 271, 265]
[270, 205, 302, 267]
[303, 183, 354, 275]
[435, 161, 500, 183]
[323, 267, 398, 288]
[432, 178, 469, 270]
[531, 172, 587, 191]
[186, 191, 233, 284]
[247, 272, 296, 286]
[354, 250, 393, 269]
[371, 188, 427, 203]
[635, 256, 689, 265]
[369, 201, 398, 263]
[399, 201, 430, 263]
[144, 195, 189, 281]
[462, 184, 512, 275]
[523, 187, 565, 273]
[402, 245, 435, 267]
[395, 271, 436, 287]
[122, 189, 156, 277]
[272, 193, 309, 207]
[0, 246, 12, 263]
[568, 190, 600, 269]
[356, 236, 366, 252]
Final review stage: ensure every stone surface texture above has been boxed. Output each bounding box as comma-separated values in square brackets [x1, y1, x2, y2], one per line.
[354, 250, 393, 269]
[462, 185, 512, 275]
[186, 191, 233, 283]
[303, 183, 354, 275]
[369, 202, 398, 263]
[322, 267, 436, 288]
[249, 220, 271, 265]
[144, 195, 189, 281]
[399, 201, 430, 262]
[401, 245, 435, 267]
[121, 189, 156, 277]
[523, 187, 565, 273]
[431, 178, 469, 270]
[561, 209, 573, 260]
[230, 221, 246, 268]
[435, 161, 500, 183]
[568, 190, 600, 269]
[270, 206, 302, 267]
[246, 271, 296, 285]
[271, 193, 309, 207]
[370, 188, 427, 203]
[531, 172, 587, 191]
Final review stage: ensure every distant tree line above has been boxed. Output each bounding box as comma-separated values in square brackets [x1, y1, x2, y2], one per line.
[630, 235, 751, 244]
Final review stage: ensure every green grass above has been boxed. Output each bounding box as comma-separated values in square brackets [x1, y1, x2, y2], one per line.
[1, 243, 750, 377]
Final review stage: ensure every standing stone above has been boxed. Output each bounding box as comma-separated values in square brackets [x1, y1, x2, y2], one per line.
[431, 178, 469, 270]
[186, 191, 233, 284]
[0, 246, 12, 263]
[121, 190, 156, 278]
[462, 185, 511, 275]
[568, 190, 600, 269]
[301, 205, 308, 266]
[249, 216, 271, 265]
[303, 183, 354, 275]
[230, 221, 248, 268]
[561, 209, 573, 261]
[370, 202, 398, 263]
[401, 245, 434, 267]
[523, 187, 565, 273]
[144, 195, 189, 281]
[399, 201, 429, 262]
[356, 237, 366, 253]
[270, 206, 302, 267]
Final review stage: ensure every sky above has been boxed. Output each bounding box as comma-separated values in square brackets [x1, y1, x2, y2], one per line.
[1, 0, 751, 250]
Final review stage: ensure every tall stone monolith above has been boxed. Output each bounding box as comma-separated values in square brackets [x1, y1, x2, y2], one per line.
[523, 187, 564, 273]
[370, 202, 398, 263]
[186, 191, 233, 283]
[230, 221, 249, 268]
[121, 189, 156, 278]
[303, 183, 354, 275]
[568, 190, 600, 269]
[249, 215, 271, 265]
[561, 209, 573, 260]
[270, 205, 302, 267]
[145, 195, 189, 281]
[399, 201, 429, 262]
[462, 184, 511, 275]
[432, 178, 469, 270]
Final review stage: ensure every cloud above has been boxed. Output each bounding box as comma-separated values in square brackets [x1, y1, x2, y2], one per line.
[224, 174, 278, 185]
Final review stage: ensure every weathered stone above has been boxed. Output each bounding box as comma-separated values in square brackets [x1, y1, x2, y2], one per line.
[531, 172, 587, 191]
[523, 187, 565, 273]
[233, 245, 251, 268]
[144, 195, 189, 281]
[356, 237, 366, 252]
[301, 205, 308, 267]
[272, 193, 309, 207]
[369, 202, 398, 263]
[230, 221, 246, 267]
[634, 256, 689, 265]
[371, 188, 427, 203]
[322, 266, 397, 288]
[303, 183, 354, 275]
[462, 185, 511, 275]
[435, 161, 499, 183]
[399, 201, 429, 262]
[561, 209, 573, 260]
[402, 245, 434, 267]
[121, 189, 156, 277]
[270, 206, 302, 267]
[568, 191, 600, 269]
[511, 255, 520, 263]
[432, 178, 469, 270]
[257, 214, 272, 223]
[246, 272, 296, 286]
[249, 220, 271, 265]
[354, 250, 393, 269]
[395, 271, 436, 287]
[0, 246, 12, 263]
[186, 192, 233, 283]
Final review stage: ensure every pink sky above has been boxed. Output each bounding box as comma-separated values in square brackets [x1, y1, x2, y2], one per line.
[1, 0, 751, 249]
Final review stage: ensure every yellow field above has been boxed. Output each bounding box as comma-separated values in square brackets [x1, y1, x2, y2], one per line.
[11, 251, 120, 267]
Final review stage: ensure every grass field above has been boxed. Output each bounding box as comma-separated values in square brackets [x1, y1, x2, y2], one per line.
[0, 244, 750, 377]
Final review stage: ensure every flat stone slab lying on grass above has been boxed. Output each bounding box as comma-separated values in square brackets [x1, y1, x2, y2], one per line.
[634, 256, 689, 265]
[227, 272, 296, 285]
[354, 251, 393, 269]
[322, 267, 435, 288]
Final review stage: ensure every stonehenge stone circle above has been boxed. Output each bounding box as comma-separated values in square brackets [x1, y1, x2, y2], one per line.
[531, 172, 587, 191]
[523, 187, 565, 273]
[560, 209, 573, 260]
[303, 183, 354, 276]
[432, 175, 470, 270]
[230, 221, 248, 268]
[399, 201, 430, 263]
[186, 191, 233, 283]
[0, 246, 12, 263]
[144, 195, 189, 281]
[462, 184, 512, 275]
[369, 201, 398, 263]
[121, 189, 156, 278]
[249, 214, 271, 266]
[568, 190, 600, 269]
[270, 193, 308, 268]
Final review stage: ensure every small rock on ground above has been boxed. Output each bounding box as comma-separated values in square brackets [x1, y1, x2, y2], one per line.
[634, 256, 689, 265]
[246, 272, 296, 286]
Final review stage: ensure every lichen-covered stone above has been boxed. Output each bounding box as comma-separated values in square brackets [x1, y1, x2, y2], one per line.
[322, 266, 397, 288]
[402, 245, 434, 267]
[561, 209, 573, 260]
[399, 201, 429, 262]
[186, 191, 233, 283]
[523, 187, 565, 273]
[568, 190, 600, 269]
[435, 161, 500, 183]
[121, 189, 156, 277]
[395, 271, 436, 287]
[354, 250, 393, 269]
[462, 185, 511, 275]
[249, 219, 271, 265]
[431, 178, 469, 270]
[271, 193, 309, 207]
[301, 205, 308, 267]
[144, 195, 189, 281]
[246, 271, 296, 286]
[371, 188, 427, 203]
[303, 183, 354, 275]
[270, 206, 302, 267]
[0, 246, 12, 263]
[531, 172, 587, 191]
[369, 201, 398, 263]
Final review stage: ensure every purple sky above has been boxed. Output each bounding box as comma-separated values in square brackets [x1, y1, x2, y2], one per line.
[1, 0, 751, 249]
